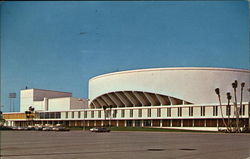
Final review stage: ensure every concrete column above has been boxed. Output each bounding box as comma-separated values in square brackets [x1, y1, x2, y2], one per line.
[248, 102, 250, 130]
[160, 120, 163, 127]
[204, 119, 206, 127]
[142, 120, 144, 127]
[132, 120, 135, 127]
[44, 97, 48, 111]
[181, 119, 183, 127]
[170, 119, 172, 127]
[125, 120, 127, 127]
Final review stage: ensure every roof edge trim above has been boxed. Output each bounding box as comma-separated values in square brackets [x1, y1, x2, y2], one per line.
[90, 67, 250, 81]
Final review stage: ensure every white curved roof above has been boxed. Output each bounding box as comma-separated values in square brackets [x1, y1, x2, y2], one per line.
[89, 67, 250, 107]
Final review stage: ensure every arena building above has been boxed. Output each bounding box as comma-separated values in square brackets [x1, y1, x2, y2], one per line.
[3, 67, 250, 131]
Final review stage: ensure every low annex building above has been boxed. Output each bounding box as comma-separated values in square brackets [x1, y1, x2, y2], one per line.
[3, 67, 250, 131]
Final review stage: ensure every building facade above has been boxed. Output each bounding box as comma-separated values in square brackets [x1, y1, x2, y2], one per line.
[3, 67, 250, 131]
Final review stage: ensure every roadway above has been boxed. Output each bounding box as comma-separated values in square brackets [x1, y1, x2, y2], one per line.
[1, 131, 250, 159]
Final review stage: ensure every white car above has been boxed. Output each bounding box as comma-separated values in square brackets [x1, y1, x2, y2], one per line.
[52, 127, 69, 131]
[90, 127, 110, 132]
[42, 127, 53, 131]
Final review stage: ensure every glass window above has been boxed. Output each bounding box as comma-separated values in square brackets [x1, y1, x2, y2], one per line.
[189, 107, 193, 116]
[72, 112, 74, 118]
[130, 109, 133, 117]
[167, 108, 171, 117]
[40, 112, 45, 119]
[143, 120, 151, 126]
[50, 112, 55, 119]
[138, 109, 142, 117]
[243, 105, 245, 115]
[84, 111, 87, 118]
[78, 111, 81, 118]
[126, 120, 133, 127]
[147, 109, 151, 117]
[121, 110, 125, 118]
[226, 105, 231, 116]
[45, 112, 50, 119]
[178, 107, 182, 117]
[135, 120, 141, 127]
[200, 107, 205, 116]
[157, 108, 161, 117]
[213, 106, 218, 116]
[55, 112, 61, 119]
[113, 110, 117, 118]
[240, 105, 245, 116]
[91, 111, 94, 118]
[98, 111, 101, 118]
[65, 112, 68, 119]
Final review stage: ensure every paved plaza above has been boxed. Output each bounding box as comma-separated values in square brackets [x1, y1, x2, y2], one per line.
[0, 131, 250, 159]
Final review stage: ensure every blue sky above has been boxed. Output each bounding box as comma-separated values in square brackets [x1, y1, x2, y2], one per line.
[0, 1, 249, 112]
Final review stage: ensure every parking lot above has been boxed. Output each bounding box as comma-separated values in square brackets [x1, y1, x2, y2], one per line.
[1, 131, 250, 159]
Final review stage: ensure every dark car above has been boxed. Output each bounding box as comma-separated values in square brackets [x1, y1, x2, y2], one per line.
[90, 127, 110, 133]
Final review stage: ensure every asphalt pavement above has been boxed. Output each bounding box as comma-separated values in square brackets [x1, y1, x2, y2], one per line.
[1, 130, 250, 159]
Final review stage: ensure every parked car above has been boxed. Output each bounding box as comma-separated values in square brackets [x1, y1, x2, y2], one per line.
[35, 126, 44, 131]
[0, 126, 12, 130]
[90, 127, 110, 133]
[15, 127, 28, 131]
[27, 126, 36, 130]
[42, 127, 53, 131]
[52, 127, 69, 131]
[11, 126, 18, 130]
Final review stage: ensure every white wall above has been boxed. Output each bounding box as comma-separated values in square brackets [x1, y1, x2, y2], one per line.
[20, 89, 33, 112]
[33, 101, 44, 111]
[48, 97, 70, 111]
[20, 89, 76, 112]
[89, 67, 250, 105]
